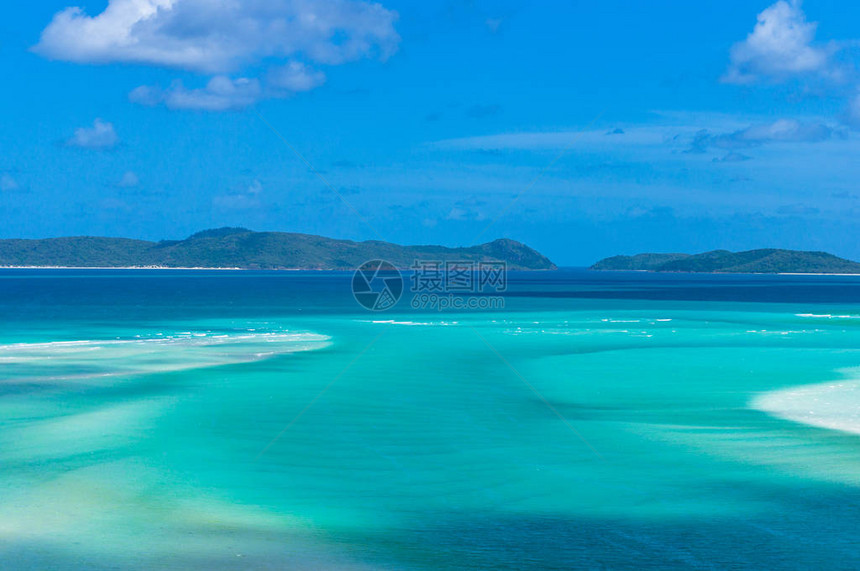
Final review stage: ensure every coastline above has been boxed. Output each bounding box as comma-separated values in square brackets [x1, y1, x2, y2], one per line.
[0, 265, 556, 271]
[590, 269, 860, 276]
[777, 272, 860, 276]
[0, 266, 245, 270]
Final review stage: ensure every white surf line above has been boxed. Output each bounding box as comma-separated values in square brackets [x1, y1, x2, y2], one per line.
[0, 332, 331, 382]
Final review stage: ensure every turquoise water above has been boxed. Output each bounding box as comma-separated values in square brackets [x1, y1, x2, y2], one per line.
[2, 269, 860, 569]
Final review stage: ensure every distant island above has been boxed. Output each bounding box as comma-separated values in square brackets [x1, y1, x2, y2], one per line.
[591, 249, 860, 274]
[0, 228, 557, 270]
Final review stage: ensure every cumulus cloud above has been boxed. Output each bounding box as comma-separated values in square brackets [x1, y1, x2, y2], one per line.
[130, 62, 326, 110]
[131, 77, 263, 111]
[723, 0, 836, 84]
[34, 0, 399, 72]
[724, 2, 860, 130]
[67, 119, 119, 149]
[35, 0, 398, 110]
[0, 174, 19, 191]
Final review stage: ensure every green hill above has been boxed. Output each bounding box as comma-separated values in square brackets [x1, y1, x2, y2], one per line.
[590, 253, 691, 271]
[0, 228, 556, 270]
[591, 249, 860, 274]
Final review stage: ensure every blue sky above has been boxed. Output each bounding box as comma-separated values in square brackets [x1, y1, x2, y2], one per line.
[2, 0, 860, 265]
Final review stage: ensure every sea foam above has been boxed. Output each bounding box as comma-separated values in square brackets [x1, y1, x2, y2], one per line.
[0, 330, 331, 383]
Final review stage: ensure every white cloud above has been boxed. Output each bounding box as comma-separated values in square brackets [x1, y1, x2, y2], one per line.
[35, 0, 397, 110]
[130, 63, 326, 111]
[724, 2, 860, 130]
[131, 77, 263, 111]
[67, 119, 119, 149]
[0, 174, 19, 191]
[117, 171, 140, 188]
[34, 0, 399, 72]
[267, 62, 326, 93]
[724, 0, 835, 84]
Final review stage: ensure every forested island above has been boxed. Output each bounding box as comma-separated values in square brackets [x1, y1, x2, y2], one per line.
[0, 228, 557, 270]
[591, 249, 860, 274]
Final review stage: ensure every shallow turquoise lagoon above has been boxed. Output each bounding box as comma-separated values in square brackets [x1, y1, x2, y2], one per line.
[2, 269, 860, 569]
